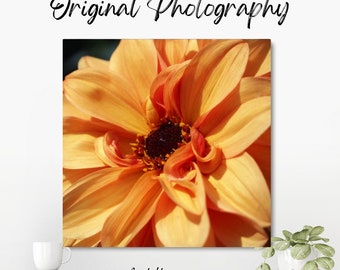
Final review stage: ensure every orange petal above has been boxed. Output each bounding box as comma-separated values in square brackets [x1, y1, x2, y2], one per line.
[63, 95, 89, 120]
[191, 128, 223, 174]
[154, 192, 211, 247]
[163, 142, 195, 180]
[158, 172, 202, 216]
[145, 96, 161, 126]
[195, 77, 271, 135]
[160, 159, 206, 215]
[209, 210, 269, 247]
[127, 221, 155, 247]
[149, 65, 178, 120]
[206, 96, 271, 158]
[180, 40, 248, 124]
[243, 39, 271, 77]
[95, 132, 140, 167]
[197, 39, 214, 50]
[205, 152, 270, 227]
[64, 69, 149, 134]
[78, 56, 109, 70]
[163, 62, 190, 119]
[64, 232, 101, 247]
[109, 40, 158, 103]
[247, 128, 271, 188]
[63, 167, 143, 239]
[154, 39, 189, 66]
[63, 133, 107, 169]
[101, 170, 163, 247]
[63, 168, 99, 192]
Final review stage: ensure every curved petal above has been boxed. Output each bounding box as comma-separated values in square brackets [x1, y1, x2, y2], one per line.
[206, 96, 271, 158]
[196, 77, 271, 136]
[63, 133, 107, 169]
[205, 152, 270, 227]
[180, 40, 248, 124]
[243, 39, 271, 77]
[101, 170, 163, 247]
[154, 190, 210, 247]
[127, 221, 155, 247]
[109, 40, 158, 103]
[154, 39, 190, 66]
[95, 132, 141, 167]
[158, 171, 203, 216]
[64, 232, 101, 247]
[247, 128, 271, 188]
[78, 56, 109, 70]
[158, 144, 204, 215]
[63, 95, 89, 120]
[191, 128, 223, 174]
[145, 96, 161, 126]
[63, 167, 99, 192]
[64, 69, 149, 134]
[209, 210, 269, 247]
[163, 142, 195, 180]
[63, 167, 144, 239]
[163, 62, 190, 119]
[63, 116, 111, 135]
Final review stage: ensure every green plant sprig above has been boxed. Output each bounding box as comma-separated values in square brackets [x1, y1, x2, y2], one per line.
[256, 225, 335, 270]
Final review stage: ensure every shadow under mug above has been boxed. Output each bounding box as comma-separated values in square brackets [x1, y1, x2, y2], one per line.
[33, 242, 71, 270]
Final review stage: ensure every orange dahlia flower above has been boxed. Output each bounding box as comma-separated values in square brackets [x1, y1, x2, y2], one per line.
[63, 39, 271, 247]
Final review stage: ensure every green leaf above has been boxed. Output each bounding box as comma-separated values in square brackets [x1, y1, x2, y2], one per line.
[262, 247, 275, 258]
[314, 244, 335, 257]
[310, 226, 324, 236]
[315, 257, 335, 270]
[302, 260, 319, 270]
[271, 237, 284, 242]
[256, 263, 271, 270]
[303, 225, 313, 233]
[291, 244, 312, 260]
[273, 240, 290, 251]
[292, 229, 309, 243]
[282, 230, 292, 240]
[308, 235, 329, 243]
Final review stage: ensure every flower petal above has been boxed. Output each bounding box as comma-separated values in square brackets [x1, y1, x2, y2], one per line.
[109, 40, 158, 103]
[63, 133, 107, 169]
[63, 168, 99, 192]
[154, 39, 190, 66]
[243, 39, 271, 77]
[191, 128, 223, 174]
[63, 167, 143, 239]
[160, 159, 206, 214]
[64, 232, 101, 247]
[78, 56, 109, 70]
[206, 96, 271, 158]
[64, 69, 149, 134]
[154, 192, 211, 247]
[247, 128, 271, 188]
[205, 152, 270, 227]
[127, 221, 155, 247]
[209, 210, 269, 247]
[195, 77, 271, 135]
[163, 62, 189, 119]
[101, 170, 163, 247]
[180, 40, 248, 124]
[95, 131, 141, 167]
[149, 63, 188, 121]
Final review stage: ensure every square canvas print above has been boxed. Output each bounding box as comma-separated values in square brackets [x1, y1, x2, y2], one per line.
[63, 39, 271, 247]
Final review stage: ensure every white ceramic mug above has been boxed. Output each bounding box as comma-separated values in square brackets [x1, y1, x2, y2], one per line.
[33, 241, 71, 270]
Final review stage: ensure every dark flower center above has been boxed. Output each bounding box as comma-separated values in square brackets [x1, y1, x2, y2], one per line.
[145, 120, 182, 159]
[132, 118, 191, 170]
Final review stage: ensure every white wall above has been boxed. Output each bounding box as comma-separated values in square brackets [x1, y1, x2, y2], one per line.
[1, 1, 340, 269]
